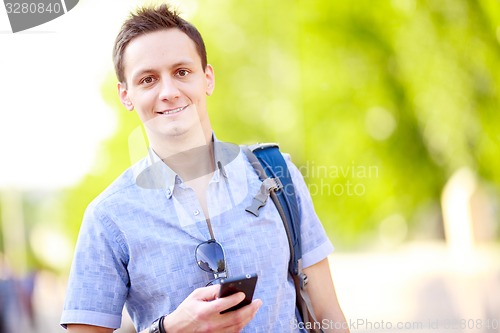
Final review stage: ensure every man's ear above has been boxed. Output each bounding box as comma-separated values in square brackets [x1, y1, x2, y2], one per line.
[205, 64, 215, 96]
[118, 82, 134, 111]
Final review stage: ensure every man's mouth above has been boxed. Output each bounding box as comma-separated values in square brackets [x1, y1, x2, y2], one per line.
[157, 105, 188, 115]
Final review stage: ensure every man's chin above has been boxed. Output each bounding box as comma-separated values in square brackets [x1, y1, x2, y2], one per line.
[144, 118, 210, 146]
[158, 127, 189, 139]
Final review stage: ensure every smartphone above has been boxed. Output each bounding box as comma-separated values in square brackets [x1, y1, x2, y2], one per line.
[218, 273, 258, 314]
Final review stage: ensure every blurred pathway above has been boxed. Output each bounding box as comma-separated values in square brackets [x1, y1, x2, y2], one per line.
[331, 242, 500, 333]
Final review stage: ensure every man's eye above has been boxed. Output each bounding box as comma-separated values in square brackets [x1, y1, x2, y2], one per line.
[141, 76, 155, 84]
[177, 69, 189, 78]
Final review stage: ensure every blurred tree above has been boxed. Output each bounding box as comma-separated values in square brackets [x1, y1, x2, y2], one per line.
[196, 0, 500, 248]
[60, 0, 500, 253]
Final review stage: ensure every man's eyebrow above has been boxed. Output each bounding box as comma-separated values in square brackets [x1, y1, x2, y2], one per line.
[171, 60, 196, 68]
[131, 68, 155, 81]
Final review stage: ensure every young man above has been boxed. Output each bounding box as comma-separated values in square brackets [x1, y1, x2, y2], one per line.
[61, 4, 348, 333]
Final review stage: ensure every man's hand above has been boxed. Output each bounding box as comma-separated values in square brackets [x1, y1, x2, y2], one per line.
[163, 284, 262, 333]
[67, 284, 262, 333]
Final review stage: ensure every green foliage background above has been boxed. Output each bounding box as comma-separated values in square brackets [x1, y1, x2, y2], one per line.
[61, 0, 500, 253]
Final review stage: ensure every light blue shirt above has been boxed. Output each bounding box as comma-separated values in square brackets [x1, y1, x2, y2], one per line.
[61, 140, 333, 332]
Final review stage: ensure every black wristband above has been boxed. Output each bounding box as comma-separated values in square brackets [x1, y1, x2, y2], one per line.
[159, 315, 167, 333]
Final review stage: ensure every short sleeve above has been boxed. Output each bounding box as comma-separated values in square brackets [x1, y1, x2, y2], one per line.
[284, 154, 334, 269]
[60, 203, 130, 329]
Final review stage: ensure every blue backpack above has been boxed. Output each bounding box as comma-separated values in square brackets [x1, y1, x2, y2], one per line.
[242, 143, 323, 333]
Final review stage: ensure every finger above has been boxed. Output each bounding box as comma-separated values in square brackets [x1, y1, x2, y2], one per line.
[219, 299, 263, 331]
[237, 299, 262, 323]
[213, 291, 246, 313]
[190, 284, 221, 302]
[245, 298, 263, 317]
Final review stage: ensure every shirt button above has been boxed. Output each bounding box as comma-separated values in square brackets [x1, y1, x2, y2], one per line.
[193, 210, 200, 216]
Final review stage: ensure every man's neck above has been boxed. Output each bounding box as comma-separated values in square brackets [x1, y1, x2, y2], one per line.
[151, 130, 215, 183]
[151, 130, 215, 220]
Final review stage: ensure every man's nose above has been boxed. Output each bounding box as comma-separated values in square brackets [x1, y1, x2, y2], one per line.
[159, 76, 180, 101]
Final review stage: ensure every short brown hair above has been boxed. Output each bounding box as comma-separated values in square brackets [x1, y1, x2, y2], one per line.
[113, 4, 207, 84]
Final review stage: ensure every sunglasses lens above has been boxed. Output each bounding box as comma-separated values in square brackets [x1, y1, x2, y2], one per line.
[196, 241, 225, 273]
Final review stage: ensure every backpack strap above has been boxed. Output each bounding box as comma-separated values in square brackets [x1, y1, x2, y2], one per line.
[241, 144, 301, 275]
[242, 144, 323, 332]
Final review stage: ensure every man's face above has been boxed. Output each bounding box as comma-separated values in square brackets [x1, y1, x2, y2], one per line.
[118, 29, 214, 142]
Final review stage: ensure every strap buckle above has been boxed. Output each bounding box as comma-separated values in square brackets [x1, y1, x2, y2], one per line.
[264, 177, 283, 192]
[245, 177, 283, 217]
